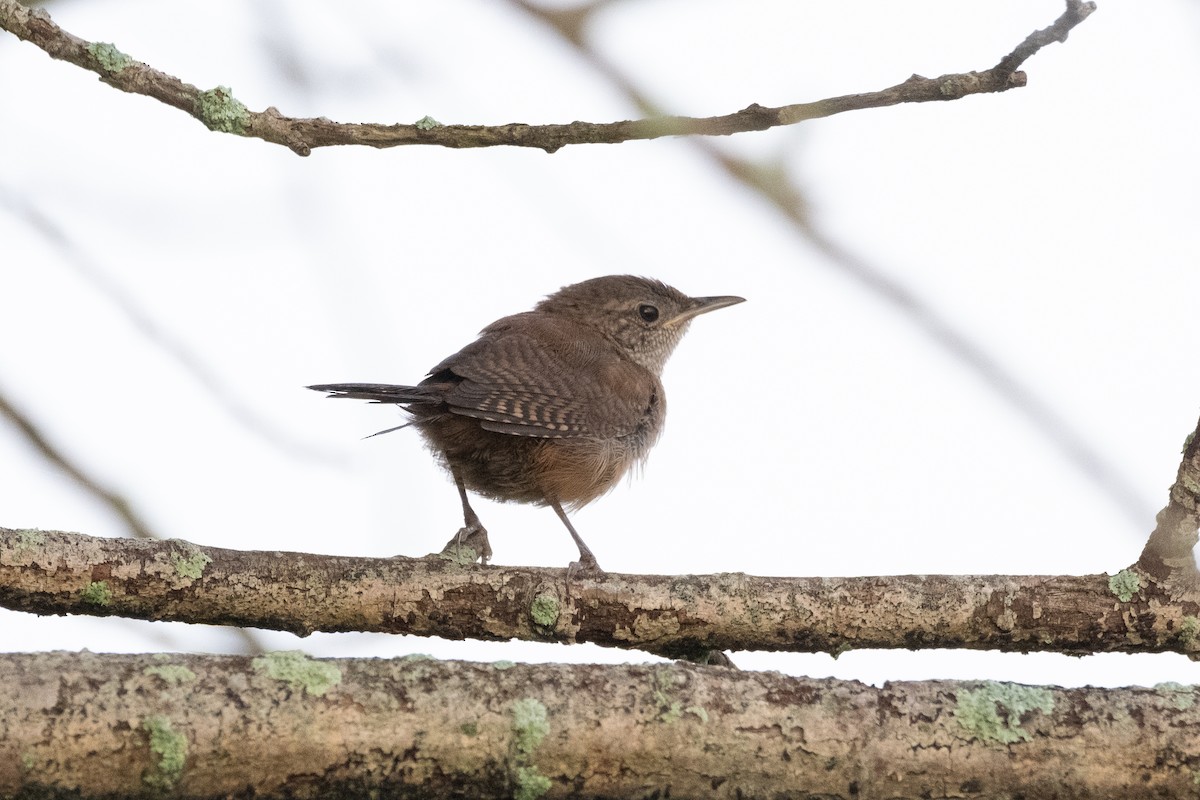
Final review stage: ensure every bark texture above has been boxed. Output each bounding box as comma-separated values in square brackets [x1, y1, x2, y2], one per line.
[1140, 419, 1200, 583]
[3, 528, 1199, 658]
[1, 651, 1197, 800]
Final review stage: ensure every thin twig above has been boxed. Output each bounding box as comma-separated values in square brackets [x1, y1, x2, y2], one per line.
[0, 0, 1092, 156]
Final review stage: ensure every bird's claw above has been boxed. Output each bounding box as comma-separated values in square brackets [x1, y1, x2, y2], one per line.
[438, 523, 493, 565]
[567, 553, 604, 577]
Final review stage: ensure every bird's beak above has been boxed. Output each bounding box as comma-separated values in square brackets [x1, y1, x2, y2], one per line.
[665, 295, 746, 328]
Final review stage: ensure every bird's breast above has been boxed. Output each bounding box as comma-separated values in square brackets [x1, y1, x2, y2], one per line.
[535, 385, 665, 509]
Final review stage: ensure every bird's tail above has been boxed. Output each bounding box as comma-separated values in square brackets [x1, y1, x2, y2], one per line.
[307, 383, 441, 404]
[308, 383, 444, 439]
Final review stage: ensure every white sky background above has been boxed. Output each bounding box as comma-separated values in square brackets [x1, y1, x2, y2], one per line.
[2, 0, 1198, 687]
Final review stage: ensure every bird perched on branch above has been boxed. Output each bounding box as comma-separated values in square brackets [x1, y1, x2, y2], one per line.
[310, 274, 743, 572]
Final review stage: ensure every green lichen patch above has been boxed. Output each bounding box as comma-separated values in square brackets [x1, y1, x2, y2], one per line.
[514, 765, 552, 800]
[414, 115, 443, 130]
[1154, 682, 1197, 710]
[652, 669, 683, 723]
[955, 682, 1054, 744]
[168, 542, 212, 580]
[460, 721, 479, 737]
[1182, 470, 1200, 497]
[16, 529, 47, 549]
[437, 544, 478, 566]
[252, 651, 341, 697]
[196, 86, 250, 134]
[141, 715, 187, 790]
[510, 699, 551, 800]
[81, 580, 113, 606]
[1179, 616, 1199, 649]
[511, 698, 549, 755]
[143, 664, 197, 686]
[87, 42, 133, 73]
[492, 660, 516, 670]
[1108, 569, 1142, 603]
[529, 594, 559, 628]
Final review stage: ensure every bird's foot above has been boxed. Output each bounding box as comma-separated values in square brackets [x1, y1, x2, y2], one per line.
[437, 524, 493, 565]
[566, 552, 604, 577]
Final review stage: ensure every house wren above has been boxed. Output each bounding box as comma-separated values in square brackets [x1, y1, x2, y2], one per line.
[310, 274, 744, 571]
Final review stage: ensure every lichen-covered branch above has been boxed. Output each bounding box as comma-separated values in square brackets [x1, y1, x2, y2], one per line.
[0, 651, 1196, 799]
[0, 0, 1093, 156]
[3, 527, 1197, 657]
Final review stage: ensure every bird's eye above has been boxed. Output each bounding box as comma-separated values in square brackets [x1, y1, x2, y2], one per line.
[637, 304, 660, 323]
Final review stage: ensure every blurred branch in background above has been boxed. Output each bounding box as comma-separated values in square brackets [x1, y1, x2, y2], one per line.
[0, 388, 270, 654]
[0, 387, 159, 540]
[0, 374, 273, 657]
[510, 0, 1152, 529]
[0, 190, 342, 466]
[0, 0, 1091, 155]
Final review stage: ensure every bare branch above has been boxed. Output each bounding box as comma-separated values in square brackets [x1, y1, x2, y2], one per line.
[995, 0, 1097, 76]
[3, 527, 1197, 657]
[2, 651, 1197, 799]
[0, 0, 1093, 156]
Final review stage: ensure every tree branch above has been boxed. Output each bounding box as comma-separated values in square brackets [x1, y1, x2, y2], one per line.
[3, 527, 1197, 657]
[1139, 414, 1200, 584]
[2, 651, 1197, 799]
[0, 0, 1094, 156]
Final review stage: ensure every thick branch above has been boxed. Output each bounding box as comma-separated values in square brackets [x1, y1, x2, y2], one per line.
[0, 0, 1093, 155]
[1, 651, 1197, 799]
[3, 527, 1197, 657]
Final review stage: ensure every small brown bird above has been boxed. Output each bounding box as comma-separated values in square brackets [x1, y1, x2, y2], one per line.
[310, 275, 743, 571]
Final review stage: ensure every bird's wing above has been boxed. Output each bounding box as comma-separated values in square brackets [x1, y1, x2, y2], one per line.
[429, 316, 657, 440]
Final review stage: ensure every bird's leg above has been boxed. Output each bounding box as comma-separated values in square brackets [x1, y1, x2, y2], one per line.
[548, 497, 603, 574]
[439, 467, 492, 565]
